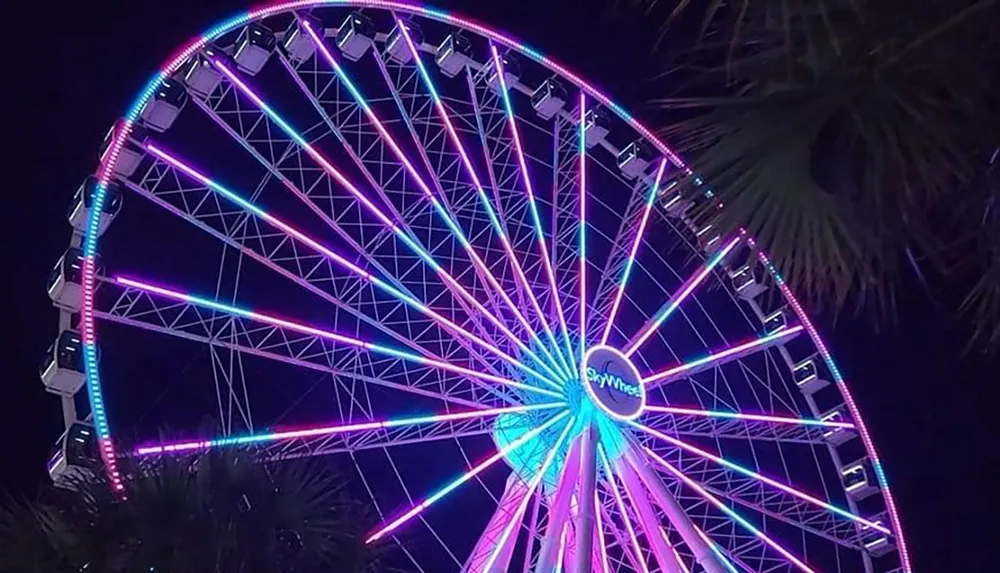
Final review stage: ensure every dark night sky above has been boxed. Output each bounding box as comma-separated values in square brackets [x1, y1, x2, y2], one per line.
[5, 1, 998, 571]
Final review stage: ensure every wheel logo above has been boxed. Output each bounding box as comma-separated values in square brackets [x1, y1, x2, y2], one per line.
[582, 345, 645, 420]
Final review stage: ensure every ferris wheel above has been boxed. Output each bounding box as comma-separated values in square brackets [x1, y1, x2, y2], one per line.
[42, 2, 912, 572]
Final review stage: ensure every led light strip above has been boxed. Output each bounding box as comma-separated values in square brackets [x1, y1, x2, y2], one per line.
[134, 402, 562, 455]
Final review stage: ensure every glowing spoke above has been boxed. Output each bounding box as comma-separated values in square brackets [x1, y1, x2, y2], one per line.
[488, 44, 576, 370]
[481, 415, 576, 572]
[117, 276, 561, 400]
[643, 405, 856, 429]
[209, 58, 567, 387]
[134, 402, 561, 456]
[594, 492, 612, 573]
[144, 142, 561, 389]
[630, 421, 893, 534]
[304, 22, 569, 383]
[625, 235, 742, 357]
[644, 447, 817, 573]
[601, 159, 668, 345]
[598, 446, 651, 573]
[367, 409, 570, 543]
[642, 326, 804, 389]
[578, 93, 588, 363]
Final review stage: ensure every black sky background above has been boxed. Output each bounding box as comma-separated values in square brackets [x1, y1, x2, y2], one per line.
[4, 0, 998, 570]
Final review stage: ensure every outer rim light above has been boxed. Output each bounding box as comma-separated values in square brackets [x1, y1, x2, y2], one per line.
[83, 3, 910, 569]
[581, 344, 646, 421]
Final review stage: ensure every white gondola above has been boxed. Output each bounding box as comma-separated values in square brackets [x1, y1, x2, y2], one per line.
[617, 140, 655, 179]
[435, 33, 472, 78]
[763, 306, 789, 334]
[792, 356, 831, 394]
[283, 15, 321, 63]
[582, 107, 610, 148]
[234, 24, 276, 75]
[729, 261, 768, 300]
[39, 330, 85, 396]
[385, 19, 423, 64]
[47, 421, 98, 490]
[98, 121, 145, 179]
[859, 515, 896, 557]
[139, 78, 188, 133]
[530, 77, 567, 120]
[335, 11, 374, 62]
[47, 248, 84, 310]
[182, 47, 224, 97]
[820, 406, 856, 446]
[68, 176, 122, 237]
[485, 50, 521, 93]
[842, 458, 879, 501]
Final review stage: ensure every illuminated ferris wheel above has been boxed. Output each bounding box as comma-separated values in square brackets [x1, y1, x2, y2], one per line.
[42, 2, 912, 571]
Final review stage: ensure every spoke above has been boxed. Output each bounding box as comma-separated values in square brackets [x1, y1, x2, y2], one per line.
[578, 93, 588, 363]
[643, 447, 817, 573]
[303, 22, 570, 383]
[481, 414, 576, 572]
[488, 44, 576, 370]
[145, 142, 560, 389]
[630, 421, 893, 535]
[133, 403, 560, 456]
[208, 57, 567, 387]
[367, 409, 571, 544]
[593, 492, 612, 573]
[117, 276, 560, 400]
[614, 458, 683, 573]
[643, 405, 856, 429]
[600, 159, 669, 346]
[598, 446, 651, 573]
[642, 326, 804, 389]
[624, 235, 742, 357]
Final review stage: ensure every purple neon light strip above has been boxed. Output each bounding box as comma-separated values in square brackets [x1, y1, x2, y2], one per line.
[89, 8, 908, 569]
[594, 492, 612, 573]
[145, 142, 559, 387]
[644, 447, 817, 573]
[630, 421, 892, 534]
[209, 58, 566, 386]
[134, 402, 560, 456]
[307, 22, 569, 382]
[117, 275, 561, 400]
[601, 159, 669, 346]
[625, 235, 741, 357]
[751, 241, 911, 569]
[642, 325, 804, 386]
[481, 418, 576, 571]
[489, 44, 576, 367]
[598, 446, 651, 573]
[642, 405, 855, 429]
[578, 93, 588, 363]
[367, 409, 570, 543]
[392, 25, 571, 378]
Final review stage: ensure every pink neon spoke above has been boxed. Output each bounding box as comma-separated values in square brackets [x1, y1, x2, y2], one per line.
[481, 418, 576, 571]
[601, 159, 669, 346]
[305, 22, 569, 381]
[134, 402, 561, 456]
[598, 447, 651, 573]
[642, 326, 805, 387]
[367, 410, 570, 543]
[625, 236, 742, 357]
[395, 23, 570, 378]
[144, 142, 560, 388]
[594, 492, 611, 573]
[643, 405, 856, 429]
[578, 93, 588, 362]
[210, 58, 567, 386]
[644, 447, 817, 573]
[630, 421, 893, 535]
[488, 44, 576, 367]
[117, 276, 561, 400]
